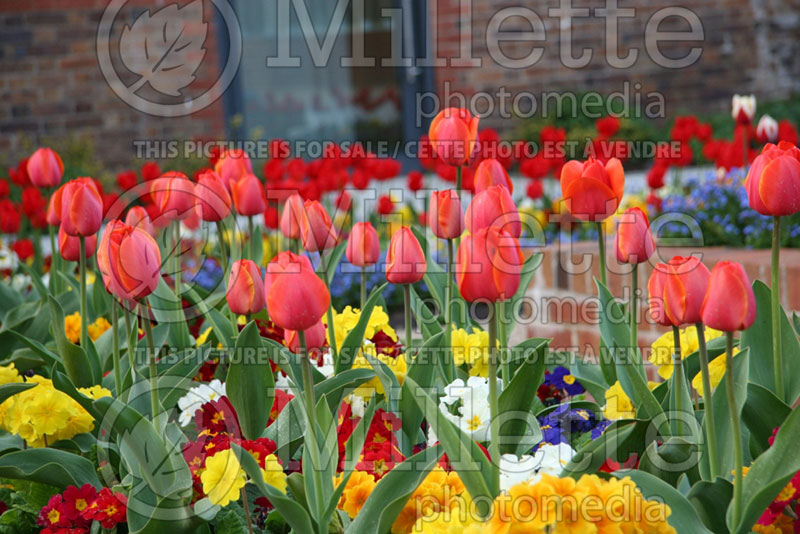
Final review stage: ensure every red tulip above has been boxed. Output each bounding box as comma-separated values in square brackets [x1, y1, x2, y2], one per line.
[58, 178, 103, 237]
[701, 261, 756, 331]
[560, 157, 625, 221]
[428, 189, 464, 240]
[386, 227, 425, 284]
[299, 200, 337, 252]
[473, 158, 513, 194]
[428, 108, 480, 166]
[226, 259, 265, 315]
[196, 170, 232, 222]
[615, 207, 655, 264]
[27, 148, 63, 188]
[465, 185, 520, 238]
[346, 222, 380, 267]
[280, 194, 305, 240]
[284, 320, 326, 353]
[456, 226, 523, 302]
[124, 206, 154, 236]
[231, 173, 267, 216]
[647, 263, 673, 327]
[46, 189, 62, 226]
[96, 220, 162, 300]
[150, 172, 196, 221]
[265, 251, 330, 331]
[663, 256, 710, 326]
[58, 225, 96, 261]
[744, 141, 800, 216]
[214, 149, 253, 190]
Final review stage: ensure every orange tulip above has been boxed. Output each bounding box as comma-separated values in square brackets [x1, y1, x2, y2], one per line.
[428, 189, 464, 240]
[428, 108, 480, 166]
[614, 207, 655, 264]
[456, 226, 523, 302]
[27, 147, 63, 188]
[280, 193, 305, 240]
[214, 149, 253, 190]
[46, 187, 63, 226]
[560, 157, 625, 221]
[744, 141, 800, 216]
[284, 320, 326, 353]
[124, 206, 154, 236]
[386, 227, 425, 284]
[465, 185, 520, 238]
[196, 170, 232, 222]
[647, 263, 673, 327]
[346, 221, 380, 267]
[231, 173, 267, 217]
[58, 225, 96, 262]
[473, 158, 513, 194]
[150, 172, 197, 221]
[299, 200, 337, 252]
[663, 256, 710, 326]
[226, 259, 265, 316]
[265, 251, 330, 331]
[701, 261, 756, 332]
[96, 220, 162, 300]
[58, 178, 103, 237]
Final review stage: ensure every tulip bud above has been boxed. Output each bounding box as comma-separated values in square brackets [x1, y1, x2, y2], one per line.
[226, 259, 265, 316]
[46, 187, 63, 226]
[701, 261, 756, 332]
[231, 173, 267, 217]
[284, 320, 326, 353]
[58, 225, 96, 261]
[196, 170, 232, 222]
[663, 256, 710, 326]
[756, 115, 779, 144]
[560, 157, 625, 222]
[732, 94, 756, 125]
[428, 108, 480, 166]
[346, 222, 380, 267]
[386, 227, 425, 284]
[96, 220, 162, 300]
[125, 206, 155, 236]
[27, 148, 64, 188]
[614, 207, 655, 264]
[58, 178, 103, 237]
[456, 226, 523, 302]
[300, 200, 337, 252]
[473, 158, 513, 194]
[265, 251, 330, 331]
[744, 141, 800, 216]
[151, 172, 197, 221]
[429, 189, 464, 240]
[647, 263, 673, 327]
[280, 194, 305, 240]
[465, 185, 520, 238]
[214, 149, 253, 190]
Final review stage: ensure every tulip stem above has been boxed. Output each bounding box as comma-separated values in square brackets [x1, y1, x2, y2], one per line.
[403, 284, 413, 355]
[498, 301, 510, 387]
[173, 222, 181, 301]
[772, 216, 783, 401]
[299, 329, 325, 523]
[240, 487, 254, 534]
[142, 300, 160, 418]
[360, 267, 367, 308]
[112, 299, 122, 395]
[455, 166, 462, 201]
[446, 238, 454, 328]
[695, 322, 719, 480]
[595, 222, 607, 287]
[78, 237, 88, 351]
[630, 265, 641, 374]
[215, 220, 230, 278]
[248, 216, 256, 261]
[726, 330, 743, 526]
[320, 251, 338, 361]
[671, 325, 684, 436]
[487, 302, 501, 495]
[48, 224, 59, 294]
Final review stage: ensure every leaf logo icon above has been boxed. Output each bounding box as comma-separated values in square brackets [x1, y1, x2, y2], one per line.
[120, 0, 208, 97]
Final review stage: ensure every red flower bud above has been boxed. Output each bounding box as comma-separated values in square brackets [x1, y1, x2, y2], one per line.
[385, 227, 426, 284]
[614, 207, 655, 264]
[428, 189, 464, 240]
[560, 157, 625, 221]
[231, 173, 267, 217]
[265, 251, 330, 331]
[663, 256, 710, 326]
[124, 206, 155, 237]
[346, 221, 380, 267]
[226, 259, 265, 316]
[701, 261, 756, 332]
[97, 220, 162, 300]
[456, 226, 523, 302]
[428, 108, 480, 166]
[299, 200, 337, 252]
[150, 172, 197, 221]
[744, 141, 800, 216]
[280, 194, 305, 240]
[58, 178, 103, 237]
[27, 147, 63, 188]
[196, 170, 232, 222]
[465, 185, 520, 238]
[58, 225, 97, 261]
[473, 158, 513, 194]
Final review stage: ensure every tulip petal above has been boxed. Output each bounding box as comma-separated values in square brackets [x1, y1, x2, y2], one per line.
[759, 156, 800, 216]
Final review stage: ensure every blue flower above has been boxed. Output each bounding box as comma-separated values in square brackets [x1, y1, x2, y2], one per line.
[549, 366, 585, 396]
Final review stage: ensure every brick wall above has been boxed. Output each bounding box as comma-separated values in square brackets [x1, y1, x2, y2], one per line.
[0, 0, 225, 170]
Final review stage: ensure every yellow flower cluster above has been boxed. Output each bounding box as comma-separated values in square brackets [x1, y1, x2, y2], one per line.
[690, 348, 741, 397]
[324, 305, 398, 351]
[451, 327, 494, 378]
[649, 326, 723, 379]
[0, 364, 110, 447]
[200, 448, 287, 507]
[352, 344, 407, 399]
[603, 380, 659, 421]
[64, 312, 113, 344]
[335, 470, 377, 519]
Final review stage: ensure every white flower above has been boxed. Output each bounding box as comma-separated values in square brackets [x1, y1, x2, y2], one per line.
[498, 443, 576, 492]
[438, 376, 501, 441]
[177, 379, 226, 427]
[0, 245, 18, 271]
[757, 114, 779, 143]
[732, 94, 756, 122]
[317, 350, 334, 378]
[274, 371, 293, 392]
[10, 274, 31, 292]
[348, 393, 366, 418]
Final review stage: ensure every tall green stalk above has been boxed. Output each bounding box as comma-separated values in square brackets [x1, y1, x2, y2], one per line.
[595, 222, 607, 286]
[319, 251, 338, 361]
[498, 301, 509, 387]
[487, 303, 501, 494]
[446, 239, 455, 328]
[299, 329, 325, 523]
[112, 300, 122, 395]
[142, 301, 159, 418]
[215, 220, 230, 277]
[772, 216, 783, 400]
[695, 322, 719, 479]
[248, 216, 255, 261]
[78, 237, 88, 351]
[360, 267, 367, 308]
[48, 224, 59, 294]
[726, 331, 743, 525]
[671, 325, 684, 435]
[403, 284, 412, 354]
[173, 222, 181, 299]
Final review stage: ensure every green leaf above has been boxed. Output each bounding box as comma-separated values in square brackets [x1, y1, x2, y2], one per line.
[226, 321, 274, 440]
[400, 332, 444, 446]
[503, 252, 542, 345]
[562, 420, 636, 476]
[687, 478, 733, 534]
[0, 449, 101, 489]
[570, 355, 609, 402]
[147, 278, 192, 349]
[613, 469, 713, 534]
[409, 285, 442, 340]
[705, 348, 749, 481]
[47, 295, 96, 387]
[0, 281, 23, 321]
[0, 383, 36, 404]
[638, 437, 700, 487]
[334, 282, 388, 374]
[742, 383, 791, 456]
[318, 241, 346, 278]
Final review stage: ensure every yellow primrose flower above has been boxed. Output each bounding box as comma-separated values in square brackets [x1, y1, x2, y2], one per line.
[0, 364, 22, 385]
[649, 326, 723, 379]
[261, 454, 288, 494]
[323, 305, 397, 350]
[603, 380, 659, 421]
[451, 327, 496, 378]
[88, 317, 111, 341]
[196, 326, 213, 346]
[201, 449, 246, 507]
[64, 312, 81, 344]
[352, 346, 407, 399]
[393, 467, 466, 534]
[335, 470, 377, 519]
[691, 347, 741, 397]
